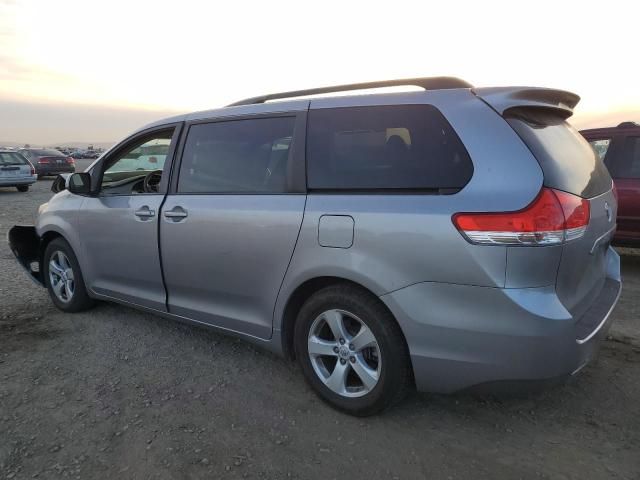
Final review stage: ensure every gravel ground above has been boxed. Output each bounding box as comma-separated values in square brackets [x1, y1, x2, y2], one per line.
[1, 177, 639, 480]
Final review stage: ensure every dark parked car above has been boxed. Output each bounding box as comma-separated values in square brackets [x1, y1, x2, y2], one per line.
[19, 148, 75, 178]
[581, 122, 640, 246]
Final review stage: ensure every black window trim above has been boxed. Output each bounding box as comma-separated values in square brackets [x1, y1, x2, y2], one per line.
[168, 110, 308, 195]
[303, 103, 473, 195]
[91, 122, 183, 197]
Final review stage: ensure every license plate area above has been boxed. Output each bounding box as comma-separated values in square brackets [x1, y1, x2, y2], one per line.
[1, 168, 18, 176]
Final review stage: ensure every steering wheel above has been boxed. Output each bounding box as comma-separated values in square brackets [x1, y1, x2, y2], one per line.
[143, 170, 163, 193]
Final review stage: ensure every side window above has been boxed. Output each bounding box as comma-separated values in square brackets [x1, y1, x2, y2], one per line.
[588, 138, 611, 161]
[618, 136, 640, 179]
[101, 130, 174, 192]
[306, 105, 473, 191]
[177, 117, 295, 193]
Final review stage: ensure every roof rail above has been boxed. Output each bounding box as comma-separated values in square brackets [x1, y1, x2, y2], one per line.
[227, 76, 473, 107]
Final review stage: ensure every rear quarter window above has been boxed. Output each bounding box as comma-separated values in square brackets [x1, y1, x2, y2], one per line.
[587, 138, 612, 161]
[306, 105, 473, 192]
[506, 109, 612, 198]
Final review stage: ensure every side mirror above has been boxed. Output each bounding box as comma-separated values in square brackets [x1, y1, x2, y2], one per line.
[67, 172, 92, 195]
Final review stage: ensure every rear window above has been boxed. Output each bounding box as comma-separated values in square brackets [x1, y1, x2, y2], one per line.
[306, 105, 473, 192]
[0, 152, 28, 166]
[506, 109, 612, 198]
[31, 149, 64, 156]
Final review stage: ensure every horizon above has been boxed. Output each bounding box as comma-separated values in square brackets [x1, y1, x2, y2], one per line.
[1, 0, 639, 144]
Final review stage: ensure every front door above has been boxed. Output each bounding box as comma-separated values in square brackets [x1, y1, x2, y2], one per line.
[77, 126, 181, 310]
[160, 115, 306, 339]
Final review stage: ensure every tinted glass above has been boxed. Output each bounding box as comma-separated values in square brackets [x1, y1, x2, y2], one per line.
[31, 149, 64, 156]
[507, 109, 612, 198]
[0, 152, 29, 165]
[616, 136, 640, 179]
[178, 117, 295, 193]
[306, 105, 472, 191]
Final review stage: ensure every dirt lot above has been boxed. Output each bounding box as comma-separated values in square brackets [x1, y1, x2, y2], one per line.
[1, 178, 639, 480]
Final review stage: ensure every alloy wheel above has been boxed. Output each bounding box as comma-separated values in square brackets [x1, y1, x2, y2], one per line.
[48, 250, 75, 303]
[307, 309, 381, 397]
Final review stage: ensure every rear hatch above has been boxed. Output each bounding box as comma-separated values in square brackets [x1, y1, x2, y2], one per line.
[0, 151, 33, 179]
[505, 108, 615, 318]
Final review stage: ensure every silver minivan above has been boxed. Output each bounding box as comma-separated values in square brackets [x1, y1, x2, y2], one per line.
[9, 77, 621, 415]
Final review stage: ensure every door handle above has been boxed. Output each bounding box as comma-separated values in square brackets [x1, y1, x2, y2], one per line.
[164, 207, 188, 221]
[134, 206, 155, 218]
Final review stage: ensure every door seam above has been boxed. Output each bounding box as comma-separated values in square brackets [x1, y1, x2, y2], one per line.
[270, 194, 308, 338]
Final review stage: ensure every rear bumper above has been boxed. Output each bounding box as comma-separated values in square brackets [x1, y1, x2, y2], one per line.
[381, 247, 622, 394]
[7, 226, 44, 286]
[0, 175, 37, 186]
[36, 166, 75, 175]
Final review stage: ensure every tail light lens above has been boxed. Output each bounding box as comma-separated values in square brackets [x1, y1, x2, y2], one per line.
[452, 188, 590, 246]
[29, 164, 35, 175]
[37, 158, 49, 164]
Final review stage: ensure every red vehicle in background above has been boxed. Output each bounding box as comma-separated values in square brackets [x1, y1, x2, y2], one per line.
[581, 122, 640, 246]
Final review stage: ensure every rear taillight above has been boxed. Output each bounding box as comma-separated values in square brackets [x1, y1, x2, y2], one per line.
[553, 189, 590, 241]
[452, 188, 590, 246]
[29, 164, 35, 175]
[37, 158, 49, 164]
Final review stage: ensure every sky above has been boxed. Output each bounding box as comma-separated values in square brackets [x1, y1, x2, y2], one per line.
[1, 0, 639, 145]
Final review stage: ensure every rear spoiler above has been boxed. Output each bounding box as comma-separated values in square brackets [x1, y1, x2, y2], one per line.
[472, 87, 580, 119]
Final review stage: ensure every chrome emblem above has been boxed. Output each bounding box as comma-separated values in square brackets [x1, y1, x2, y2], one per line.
[604, 202, 612, 222]
[338, 346, 350, 359]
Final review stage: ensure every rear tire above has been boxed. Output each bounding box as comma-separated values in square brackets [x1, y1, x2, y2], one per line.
[43, 237, 95, 312]
[16, 185, 29, 192]
[294, 284, 412, 416]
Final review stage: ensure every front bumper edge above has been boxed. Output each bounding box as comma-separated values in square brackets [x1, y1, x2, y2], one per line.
[7, 225, 44, 286]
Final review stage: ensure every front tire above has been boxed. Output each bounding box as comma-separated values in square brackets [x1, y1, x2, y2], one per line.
[43, 237, 95, 312]
[16, 185, 29, 192]
[294, 284, 412, 416]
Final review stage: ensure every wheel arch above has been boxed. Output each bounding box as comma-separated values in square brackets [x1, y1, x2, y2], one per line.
[278, 276, 410, 363]
[39, 230, 68, 274]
